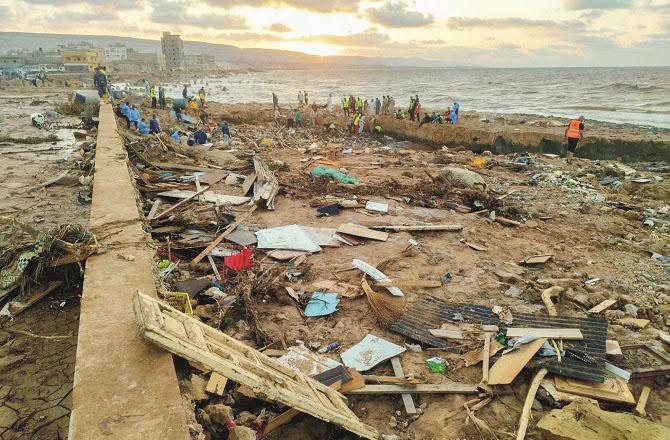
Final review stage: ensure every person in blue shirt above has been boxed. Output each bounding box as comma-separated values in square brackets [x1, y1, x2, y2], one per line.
[194, 129, 207, 145]
[149, 114, 160, 134]
[453, 102, 460, 119]
[171, 131, 181, 142]
[137, 118, 149, 135]
[128, 105, 140, 129]
[120, 102, 131, 128]
[450, 109, 458, 124]
[220, 121, 230, 146]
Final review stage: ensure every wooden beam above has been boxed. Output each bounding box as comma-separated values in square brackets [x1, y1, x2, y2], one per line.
[488, 338, 547, 385]
[153, 185, 210, 220]
[506, 328, 583, 340]
[516, 368, 548, 440]
[390, 357, 416, 414]
[588, 299, 617, 314]
[540, 286, 563, 317]
[344, 384, 479, 395]
[205, 372, 228, 396]
[337, 224, 388, 241]
[482, 333, 492, 383]
[634, 386, 651, 417]
[369, 224, 463, 232]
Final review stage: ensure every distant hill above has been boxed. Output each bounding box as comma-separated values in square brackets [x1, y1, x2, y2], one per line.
[0, 31, 461, 68]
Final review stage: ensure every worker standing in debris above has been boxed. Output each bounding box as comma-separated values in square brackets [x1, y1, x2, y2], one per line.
[297, 90, 304, 106]
[198, 87, 206, 107]
[143, 79, 149, 97]
[272, 92, 279, 111]
[182, 85, 188, 99]
[327, 93, 333, 112]
[294, 107, 302, 127]
[149, 114, 161, 134]
[564, 115, 585, 163]
[93, 67, 107, 98]
[304, 91, 309, 106]
[342, 96, 349, 116]
[220, 121, 231, 146]
[158, 86, 166, 109]
[150, 85, 158, 109]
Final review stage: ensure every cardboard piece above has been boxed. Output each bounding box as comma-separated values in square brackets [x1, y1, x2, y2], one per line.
[463, 340, 506, 367]
[488, 338, 547, 385]
[365, 201, 389, 213]
[505, 328, 584, 340]
[337, 224, 389, 241]
[340, 334, 406, 372]
[256, 225, 321, 253]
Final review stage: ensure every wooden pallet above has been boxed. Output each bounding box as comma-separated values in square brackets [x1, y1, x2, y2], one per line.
[133, 292, 378, 439]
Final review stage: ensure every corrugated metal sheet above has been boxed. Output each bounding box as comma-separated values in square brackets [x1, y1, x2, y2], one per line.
[391, 295, 607, 382]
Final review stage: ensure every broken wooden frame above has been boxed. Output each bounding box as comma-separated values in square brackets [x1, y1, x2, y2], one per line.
[133, 292, 378, 439]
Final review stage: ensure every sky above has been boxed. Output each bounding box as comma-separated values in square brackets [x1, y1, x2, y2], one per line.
[0, 0, 669, 66]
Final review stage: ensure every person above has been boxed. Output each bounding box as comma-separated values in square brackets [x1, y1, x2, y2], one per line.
[137, 118, 150, 135]
[128, 105, 140, 129]
[188, 97, 199, 114]
[353, 112, 360, 133]
[309, 103, 317, 127]
[564, 115, 585, 163]
[342, 96, 349, 116]
[419, 112, 431, 127]
[120, 101, 131, 128]
[286, 107, 294, 128]
[450, 108, 458, 124]
[453, 102, 460, 120]
[327, 93, 333, 112]
[149, 114, 160, 134]
[389, 96, 395, 115]
[408, 97, 415, 121]
[220, 121, 231, 146]
[294, 108, 302, 127]
[375, 97, 381, 115]
[272, 92, 279, 111]
[182, 85, 188, 99]
[374, 124, 382, 135]
[274, 107, 281, 125]
[175, 107, 183, 122]
[415, 96, 421, 121]
[363, 99, 369, 115]
[349, 95, 356, 115]
[158, 86, 166, 109]
[170, 130, 181, 142]
[198, 87, 206, 107]
[358, 113, 365, 134]
[304, 91, 309, 106]
[150, 85, 158, 109]
[93, 67, 107, 98]
[194, 128, 207, 145]
[298, 90, 304, 106]
[200, 109, 208, 126]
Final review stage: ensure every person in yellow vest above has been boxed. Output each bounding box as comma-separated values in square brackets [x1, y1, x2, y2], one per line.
[150, 85, 158, 109]
[198, 87, 206, 107]
[564, 115, 585, 163]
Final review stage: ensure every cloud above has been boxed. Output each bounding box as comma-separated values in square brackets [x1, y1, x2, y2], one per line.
[366, 1, 434, 28]
[49, 10, 121, 23]
[564, 0, 634, 9]
[150, 1, 248, 29]
[267, 22, 292, 33]
[446, 16, 586, 31]
[306, 29, 390, 47]
[19, 0, 135, 9]
[216, 32, 281, 41]
[202, 0, 360, 13]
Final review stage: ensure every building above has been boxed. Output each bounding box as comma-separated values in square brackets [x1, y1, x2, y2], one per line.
[0, 55, 26, 70]
[60, 49, 101, 72]
[103, 43, 128, 63]
[161, 31, 184, 70]
[184, 54, 216, 70]
[111, 49, 164, 73]
[30, 48, 62, 65]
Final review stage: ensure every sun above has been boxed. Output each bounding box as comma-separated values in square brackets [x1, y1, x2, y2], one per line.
[273, 41, 341, 57]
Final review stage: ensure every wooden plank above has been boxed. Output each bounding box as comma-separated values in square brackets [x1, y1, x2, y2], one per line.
[369, 224, 463, 232]
[429, 329, 465, 339]
[466, 242, 488, 252]
[147, 199, 161, 220]
[194, 175, 204, 203]
[482, 333, 491, 383]
[339, 369, 365, 393]
[151, 161, 215, 172]
[506, 328, 583, 340]
[553, 376, 635, 404]
[588, 299, 617, 314]
[133, 292, 378, 440]
[207, 254, 222, 281]
[337, 224, 388, 241]
[153, 186, 210, 220]
[390, 357, 416, 414]
[192, 205, 257, 265]
[375, 279, 442, 288]
[344, 384, 479, 395]
[264, 408, 301, 435]
[488, 338, 547, 385]
[617, 318, 650, 329]
[606, 340, 622, 356]
[242, 172, 256, 195]
[205, 372, 228, 396]
[635, 386, 651, 417]
[199, 171, 229, 185]
[10, 281, 62, 316]
[522, 254, 553, 265]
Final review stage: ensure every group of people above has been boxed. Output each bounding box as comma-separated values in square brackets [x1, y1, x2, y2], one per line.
[419, 103, 461, 126]
[149, 85, 167, 109]
[118, 101, 161, 136]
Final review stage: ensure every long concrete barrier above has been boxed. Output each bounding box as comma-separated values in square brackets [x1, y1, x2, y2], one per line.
[69, 103, 189, 439]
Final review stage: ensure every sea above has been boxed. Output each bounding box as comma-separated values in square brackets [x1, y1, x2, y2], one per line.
[165, 66, 670, 129]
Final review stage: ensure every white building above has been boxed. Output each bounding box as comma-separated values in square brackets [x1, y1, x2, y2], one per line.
[104, 44, 128, 63]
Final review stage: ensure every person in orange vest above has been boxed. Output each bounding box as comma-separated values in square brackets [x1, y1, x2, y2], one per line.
[564, 115, 584, 163]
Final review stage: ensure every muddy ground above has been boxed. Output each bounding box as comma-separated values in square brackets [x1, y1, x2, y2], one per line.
[119, 95, 670, 439]
[0, 86, 91, 439]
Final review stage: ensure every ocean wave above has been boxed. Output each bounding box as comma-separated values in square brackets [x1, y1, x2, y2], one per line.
[604, 82, 663, 92]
